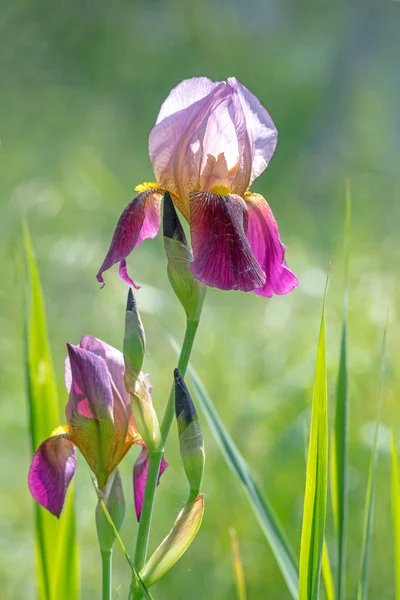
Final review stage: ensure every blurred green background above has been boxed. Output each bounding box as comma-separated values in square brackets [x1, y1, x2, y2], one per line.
[1, 0, 400, 598]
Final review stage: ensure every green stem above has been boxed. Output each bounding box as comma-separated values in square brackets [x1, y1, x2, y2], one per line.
[101, 550, 112, 600]
[131, 318, 200, 596]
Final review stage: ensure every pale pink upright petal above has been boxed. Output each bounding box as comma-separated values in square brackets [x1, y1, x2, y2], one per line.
[96, 189, 162, 287]
[228, 78, 278, 185]
[133, 446, 168, 521]
[190, 191, 266, 292]
[246, 193, 298, 297]
[155, 77, 221, 123]
[28, 434, 76, 517]
[149, 81, 230, 217]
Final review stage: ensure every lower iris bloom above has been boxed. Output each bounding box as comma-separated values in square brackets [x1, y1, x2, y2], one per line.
[28, 335, 166, 518]
[97, 76, 298, 298]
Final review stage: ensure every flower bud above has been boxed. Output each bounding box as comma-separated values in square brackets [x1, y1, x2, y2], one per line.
[163, 192, 206, 321]
[131, 374, 162, 453]
[95, 469, 126, 553]
[174, 369, 205, 501]
[123, 288, 145, 393]
[140, 493, 205, 587]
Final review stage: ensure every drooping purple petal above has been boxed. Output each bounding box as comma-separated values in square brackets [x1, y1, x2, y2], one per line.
[133, 446, 168, 521]
[189, 191, 266, 292]
[228, 77, 278, 185]
[28, 431, 76, 518]
[66, 344, 114, 421]
[245, 193, 298, 297]
[96, 189, 162, 287]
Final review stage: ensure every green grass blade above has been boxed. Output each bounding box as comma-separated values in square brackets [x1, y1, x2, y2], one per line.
[23, 224, 79, 600]
[331, 182, 351, 600]
[322, 540, 335, 600]
[229, 528, 247, 600]
[391, 431, 400, 600]
[175, 343, 299, 599]
[357, 317, 388, 600]
[299, 286, 328, 600]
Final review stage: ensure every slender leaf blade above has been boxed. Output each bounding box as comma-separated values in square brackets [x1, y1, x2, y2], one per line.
[230, 528, 247, 600]
[23, 225, 79, 600]
[322, 540, 335, 600]
[391, 431, 400, 600]
[357, 318, 388, 600]
[331, 181, 351, 600]
[299, 288, 328, 600]
[173, 341, 299, 599]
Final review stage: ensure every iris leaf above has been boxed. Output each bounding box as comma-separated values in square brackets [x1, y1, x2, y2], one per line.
[23, 224, 79, 600]
[391, 431, 400, 600]
[357, 315, 388, 600]
[298, 283, 328, 600]
[331, 182, 351, 600]
[171, 340, 299, 599]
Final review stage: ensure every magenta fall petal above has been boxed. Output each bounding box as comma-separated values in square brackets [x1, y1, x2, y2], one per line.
[133, 446, 168, 521]
[189, 191, 266, 292]
[245, 193, 298, 297]
[96, 189, 162, 287]
[28, 435, 76, 518]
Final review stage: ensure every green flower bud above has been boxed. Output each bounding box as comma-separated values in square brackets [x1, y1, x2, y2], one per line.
[174, 369, 205, 501]
[123, 288, 145, 393]
[163, 192, 206, 322]
[130, 373, 162, 453]
[140, 493, 205, 587]
[95, 469, 126, 553]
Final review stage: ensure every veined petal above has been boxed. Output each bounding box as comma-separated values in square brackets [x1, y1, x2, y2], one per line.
[245, 193, 298, 297]
[66, 344, 114, 421]
[228, 77, 278, 185]
[133, 446, 168, 521]
[80, 335, 129, 408]
[149, 82, 230, 219]
[28, 426, 76, 518]
[155, 77, 222, 124]
[189, 191, 266, 292]
[96, 188, 162, 287]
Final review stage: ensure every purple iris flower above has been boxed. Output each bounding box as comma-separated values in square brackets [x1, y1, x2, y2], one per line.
[28, 336, 167, 518]
[97, 76, 298, 297]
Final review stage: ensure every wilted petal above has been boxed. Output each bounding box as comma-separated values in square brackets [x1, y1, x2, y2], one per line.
[133, 446, 168, 521]
[190, 191, 266, 292]
[96, 189, 162, 287]
[246, 193, 298, 297]
[228, 77, 278, 185]
[28, 427, 76, 518]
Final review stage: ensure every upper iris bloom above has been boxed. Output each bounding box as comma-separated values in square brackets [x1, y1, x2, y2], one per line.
[28, 336, 166, 518]
[97, 77, 298, 297]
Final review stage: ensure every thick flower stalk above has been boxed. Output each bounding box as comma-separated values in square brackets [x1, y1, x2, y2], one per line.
[97, 76, 298, 298]
[28, 335, 166, 518]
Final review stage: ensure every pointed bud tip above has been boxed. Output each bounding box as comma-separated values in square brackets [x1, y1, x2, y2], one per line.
[174, 369, 197, 424]
[126, 288, 137, 313]
[163, 192, 187, 243]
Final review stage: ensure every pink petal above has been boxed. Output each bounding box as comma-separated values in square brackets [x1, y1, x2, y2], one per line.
[246, 193, 298, 297]
[155, 77, 222, 124]
[133, 446, 168, 521]
[28, 433, 76, 517]
[228, 77, 278, 185]
[189, 191, 266, 292]
[149, 82, 230, 215]
[97, 189, 162, 287]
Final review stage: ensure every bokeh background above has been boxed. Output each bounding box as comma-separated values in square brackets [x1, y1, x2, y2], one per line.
[1, 1, 400, 598]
